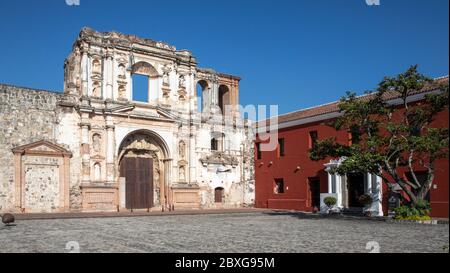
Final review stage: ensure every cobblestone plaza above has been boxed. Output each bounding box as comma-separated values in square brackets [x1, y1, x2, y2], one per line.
[1, 212, 448, 253]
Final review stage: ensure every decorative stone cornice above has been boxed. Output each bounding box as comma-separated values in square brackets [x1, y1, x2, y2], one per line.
[79, 122, 91, 128]
[200, 152, 239, 166]
[79, 27, 177, 52]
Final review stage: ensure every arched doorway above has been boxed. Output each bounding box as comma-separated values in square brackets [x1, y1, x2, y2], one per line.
[215, 187, 224, 203]
[118, 130, 170, 210]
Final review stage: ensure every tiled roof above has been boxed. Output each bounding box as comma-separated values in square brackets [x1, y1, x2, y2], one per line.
[257, 76, 448, 127]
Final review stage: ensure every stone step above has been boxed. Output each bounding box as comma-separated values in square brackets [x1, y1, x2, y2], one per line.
[342, 207, 364, 216]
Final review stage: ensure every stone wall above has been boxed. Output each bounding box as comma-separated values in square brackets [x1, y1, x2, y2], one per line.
[0, 84, 61, 211]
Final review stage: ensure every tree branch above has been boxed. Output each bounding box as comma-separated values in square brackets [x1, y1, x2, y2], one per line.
[384, 159, 417, 204]
[407, 149, 421, 189]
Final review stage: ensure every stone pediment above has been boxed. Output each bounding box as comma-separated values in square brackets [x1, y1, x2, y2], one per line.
[12, 140, 72, 157]
[156, 107, 177, 120]
[107, 104, 135, 113]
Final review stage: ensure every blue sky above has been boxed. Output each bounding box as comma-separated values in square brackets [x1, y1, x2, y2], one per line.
[0, 0, 448, 115]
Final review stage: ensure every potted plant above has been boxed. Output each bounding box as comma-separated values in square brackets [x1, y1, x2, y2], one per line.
[324, 196, 337, 215]
[358, 194, 373, 217]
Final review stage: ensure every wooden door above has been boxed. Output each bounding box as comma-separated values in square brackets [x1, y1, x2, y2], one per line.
[215, 187, 224, 203]
[309, 177, 321, 208]
[120, 157, 153, 209]
[347, 173, 365, 207]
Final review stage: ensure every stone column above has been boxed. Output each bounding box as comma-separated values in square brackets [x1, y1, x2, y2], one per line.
[106, 117, 115, 183]
[189, 130, 196, 184]
[80, 47, 89, 97]
[63, 155, 71, 211]
[341, 175, 348, 208]
[230, 82, 236, 119]
[211, 81, 218, 106]
[366, 173, 372, 194]
[127, 69, 133, 101]
[336, 175, 342, 207]
[327, 172, 333, 194]
[80, 114, 91, 183]
[13, 152, 22, 210]
[105, 51, 114, 100]
[164, 159, 173, 207]
[234, 81, 240, 119]
[156, 75, 162, 102]
[159, 160, 165, 210]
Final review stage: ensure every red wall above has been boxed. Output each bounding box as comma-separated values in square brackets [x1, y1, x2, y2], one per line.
[255, 107, 449, 218]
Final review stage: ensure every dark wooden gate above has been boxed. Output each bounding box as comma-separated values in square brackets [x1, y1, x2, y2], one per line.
[308, 177, 321, 208]
[347, 173, 365, 207]
[215, 187, 224, 203]
[120, 157, 153, 209]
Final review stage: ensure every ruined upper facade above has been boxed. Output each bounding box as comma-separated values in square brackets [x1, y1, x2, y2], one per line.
[0, 27, 254, 213]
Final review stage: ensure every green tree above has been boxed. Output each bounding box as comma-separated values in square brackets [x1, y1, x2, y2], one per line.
[309, 66, 449, 207]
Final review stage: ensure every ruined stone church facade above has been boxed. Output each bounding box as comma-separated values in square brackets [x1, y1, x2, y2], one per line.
[0, 28, 254, 213]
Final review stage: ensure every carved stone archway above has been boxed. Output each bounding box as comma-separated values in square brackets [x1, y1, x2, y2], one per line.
[117, 130, 171, 210]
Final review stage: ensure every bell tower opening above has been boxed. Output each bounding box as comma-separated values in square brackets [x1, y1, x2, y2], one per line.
[197, 80, 208, 112]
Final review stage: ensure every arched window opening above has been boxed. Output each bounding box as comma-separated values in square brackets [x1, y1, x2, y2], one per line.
[132, 74, 149, 102]
[197, 80, 208, 112]
[218, 85, 231, 116]
[131, 61, 158, 103]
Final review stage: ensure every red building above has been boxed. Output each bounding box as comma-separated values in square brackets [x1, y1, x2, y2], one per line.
[255, 77, 449, 218]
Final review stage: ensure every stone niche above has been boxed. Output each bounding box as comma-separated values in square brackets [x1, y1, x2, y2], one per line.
[12, 140, 72, 213]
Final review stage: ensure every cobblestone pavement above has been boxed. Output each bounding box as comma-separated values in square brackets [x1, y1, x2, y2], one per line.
[1, 212, 448, 253]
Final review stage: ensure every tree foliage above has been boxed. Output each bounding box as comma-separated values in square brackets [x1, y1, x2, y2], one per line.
[309, 66, 449, 207]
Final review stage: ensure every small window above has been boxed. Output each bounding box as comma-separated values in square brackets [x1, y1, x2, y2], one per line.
[256, 142, 262, 160]
[211, 138, 218, 151]
[211, 133, 225, 152]
[274, 178, 284, 194]
[278, 138, 285, 157]
[309, 131, 318, 149]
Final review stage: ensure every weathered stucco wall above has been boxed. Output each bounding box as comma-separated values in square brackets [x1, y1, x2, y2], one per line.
[56, 104, 82, 210]
[0, 84, 61, 211]
[23, 155, 61, 212]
